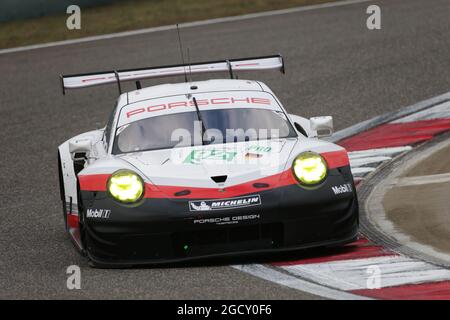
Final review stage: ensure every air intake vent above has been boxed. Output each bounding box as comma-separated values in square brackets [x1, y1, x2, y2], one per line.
[253, 183, 270, 189]
[211, 175, 227, 184]
[174, 189, 191, 197]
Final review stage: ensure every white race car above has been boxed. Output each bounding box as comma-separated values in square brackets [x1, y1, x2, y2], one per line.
[58, 55, 358, 267]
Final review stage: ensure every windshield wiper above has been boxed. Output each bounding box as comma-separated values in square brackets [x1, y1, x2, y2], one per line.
[192, 97, 207, 145]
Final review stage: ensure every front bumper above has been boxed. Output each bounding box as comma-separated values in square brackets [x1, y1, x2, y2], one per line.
[80, 167, 359, 267]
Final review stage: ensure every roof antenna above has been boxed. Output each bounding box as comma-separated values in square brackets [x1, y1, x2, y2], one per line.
[176, 24, 188, 83]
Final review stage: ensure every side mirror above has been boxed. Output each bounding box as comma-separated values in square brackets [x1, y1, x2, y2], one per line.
[310, 116, 333, 138]
[69, 139, 91, 161]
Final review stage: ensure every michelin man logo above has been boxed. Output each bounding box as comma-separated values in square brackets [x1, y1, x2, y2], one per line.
[190, 201, 212, 211]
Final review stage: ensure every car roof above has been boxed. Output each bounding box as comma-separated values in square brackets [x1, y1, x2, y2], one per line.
[125, 79, 266, 104]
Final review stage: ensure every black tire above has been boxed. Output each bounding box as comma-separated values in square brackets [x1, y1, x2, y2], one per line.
[58, 152, 68, 231]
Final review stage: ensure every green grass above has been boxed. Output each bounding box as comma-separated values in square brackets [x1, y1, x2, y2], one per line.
[0, 0, 342, 49]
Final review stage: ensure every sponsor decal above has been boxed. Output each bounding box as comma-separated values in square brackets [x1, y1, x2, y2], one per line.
[244, 145, 272, 159]
[331, 183, 353, 195]
[193, 214, 261, 225]
[86, 208, 111, 219]
[189, 195, 262, 211]
[183, 144, 274, 165]
[247, 145, 272, 153]
[244, 153, 263, 159]
[126, 97, 271, 119]
[184, 149, 237, 165]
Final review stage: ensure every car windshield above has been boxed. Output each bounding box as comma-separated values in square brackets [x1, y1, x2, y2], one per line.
[112, 108, 297, 154]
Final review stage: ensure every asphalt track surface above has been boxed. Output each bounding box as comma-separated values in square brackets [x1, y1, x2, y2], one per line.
[384, 140, 450, 258]
[1, 0, 450, 299]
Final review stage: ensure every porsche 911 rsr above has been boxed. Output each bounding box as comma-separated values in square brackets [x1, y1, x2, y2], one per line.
[58, 55, 358, 267]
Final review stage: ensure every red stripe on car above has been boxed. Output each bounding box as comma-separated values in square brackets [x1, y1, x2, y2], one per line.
[320, 149, 350, 169]
[144, 168, 297, 199]
[67, 213, 79, 228]
[78, 174, 110, 191]
[77, 151, 350, 198]
[77, 171, 295, 197]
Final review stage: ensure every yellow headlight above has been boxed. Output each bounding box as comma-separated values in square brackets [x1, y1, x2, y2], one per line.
[107, 170, 144, 203]
[292, 152, 327, 185]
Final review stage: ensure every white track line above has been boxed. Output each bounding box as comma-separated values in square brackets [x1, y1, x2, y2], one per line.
[280, 255, 450, 291]
[0, 0, 373, 55]
[348, 146, 412, 159]
[351, 167, 376, 175]
[350, 156, 392, 167]
[391, 101, 450, 123]
[232, 264, 370, 300]
[348, 147, 413, 179]
[393, 173, 450, 187]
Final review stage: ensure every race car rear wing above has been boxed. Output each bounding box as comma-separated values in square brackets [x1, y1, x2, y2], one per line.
[60, 54, 284, 95]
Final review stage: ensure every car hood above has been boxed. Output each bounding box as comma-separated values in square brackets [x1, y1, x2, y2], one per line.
[118, 139, 298, 191]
